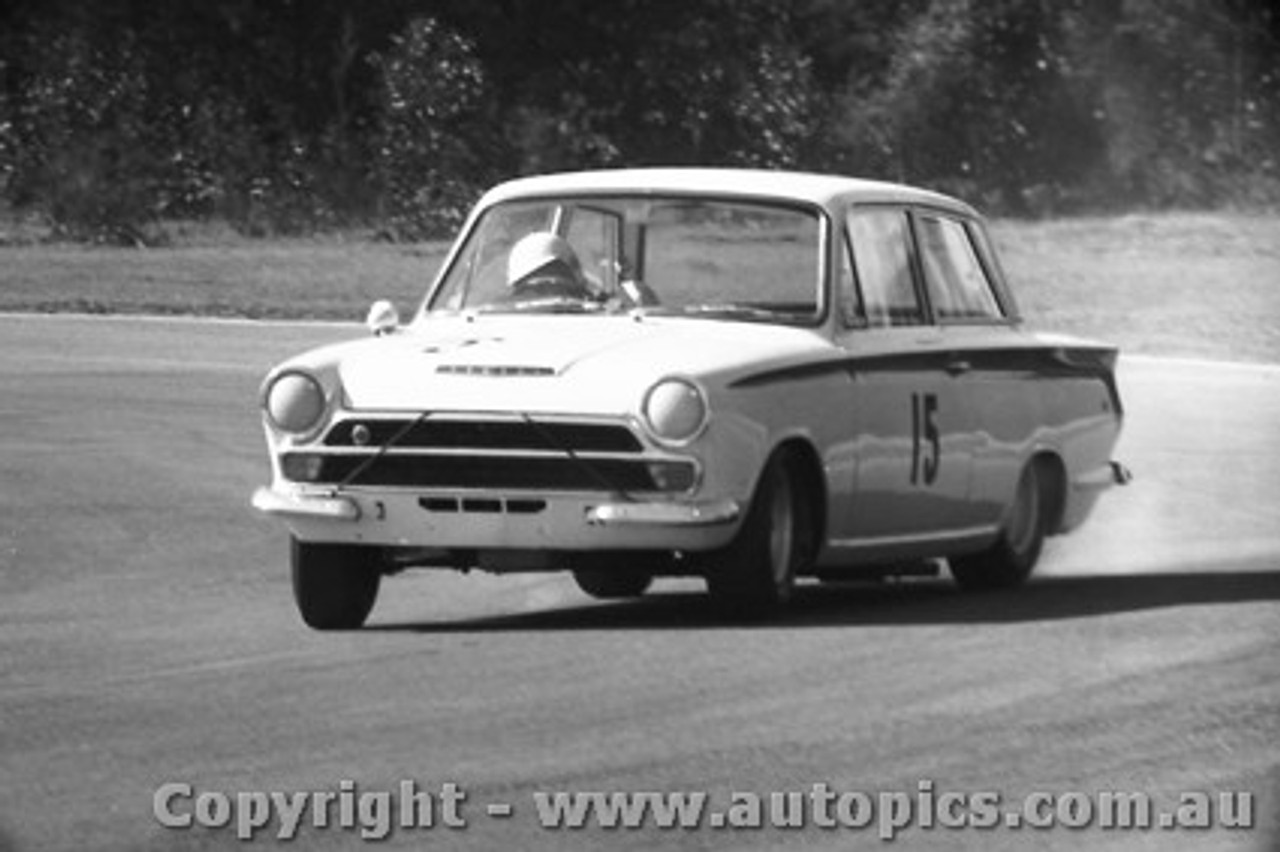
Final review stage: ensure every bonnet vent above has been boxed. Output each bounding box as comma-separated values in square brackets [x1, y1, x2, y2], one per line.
[436, 364, 556, 377]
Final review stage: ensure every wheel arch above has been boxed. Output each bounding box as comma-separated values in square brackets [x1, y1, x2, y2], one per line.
[772, 436, 827, 554]
[1030, 450, 1068, 536]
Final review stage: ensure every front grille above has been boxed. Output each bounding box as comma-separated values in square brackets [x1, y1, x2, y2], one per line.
[323, 418, 642, 453]
[283, 453, 685, 492]
[286, 414, 696, 493]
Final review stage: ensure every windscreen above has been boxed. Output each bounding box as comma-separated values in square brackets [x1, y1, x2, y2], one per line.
[427, 195, 823, 323]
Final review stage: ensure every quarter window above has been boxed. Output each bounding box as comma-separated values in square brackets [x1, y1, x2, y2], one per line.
[836, 231, 864, 327]
[846, 209, 922, 327]
[916, 215, 1004, 322]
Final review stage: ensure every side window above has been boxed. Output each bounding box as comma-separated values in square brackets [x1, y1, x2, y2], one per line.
[846, 209, 923, 327]
[915, 215, 1004, 322]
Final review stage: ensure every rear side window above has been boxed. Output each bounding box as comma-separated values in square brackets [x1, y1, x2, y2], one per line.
[846, 209, 923, 327]
[915, 215, 1004, 322]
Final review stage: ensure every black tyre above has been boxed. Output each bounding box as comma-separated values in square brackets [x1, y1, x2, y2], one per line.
[572, 568, 653, 600]
[290, 538, 382, 630]
[950, 462, 1045, 591]
[706, 450, 814, 615]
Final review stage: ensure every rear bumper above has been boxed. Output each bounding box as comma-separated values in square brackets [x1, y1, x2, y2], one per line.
[1058, 459, 1131, 534]
[1073, 460, 1133, 491]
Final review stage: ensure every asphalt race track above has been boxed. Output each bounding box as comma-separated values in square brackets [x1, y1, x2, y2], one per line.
[2, 315, 1277, 851]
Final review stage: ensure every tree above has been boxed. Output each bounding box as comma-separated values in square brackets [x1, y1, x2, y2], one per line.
[431, 0, 826, 171]
[372, 17, 500, 239]
[7, 23, 160, 240]
[2, 0, 1277, 237]
[835, 0, 1105, 213]
[1062, 0, 1280, 205]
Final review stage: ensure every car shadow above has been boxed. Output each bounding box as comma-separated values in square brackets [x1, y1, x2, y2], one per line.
[368, 563, 1280, 634]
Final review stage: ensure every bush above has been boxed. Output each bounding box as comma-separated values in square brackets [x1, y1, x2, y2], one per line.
[6, 29, 161, 241]
[372, 18, 500, 241]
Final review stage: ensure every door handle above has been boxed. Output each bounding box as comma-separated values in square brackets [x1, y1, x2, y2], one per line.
[945, 359, 972, 376]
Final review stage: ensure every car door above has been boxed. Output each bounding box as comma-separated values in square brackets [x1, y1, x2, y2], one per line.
[829, 206, 978, 549]
[913, 210, 1028, 530]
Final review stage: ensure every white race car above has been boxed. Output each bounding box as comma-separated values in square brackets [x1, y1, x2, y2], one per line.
[253, 168, 1129, 629]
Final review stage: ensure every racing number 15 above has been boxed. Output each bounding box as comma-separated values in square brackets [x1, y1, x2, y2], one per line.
[910, 392, 940, 486]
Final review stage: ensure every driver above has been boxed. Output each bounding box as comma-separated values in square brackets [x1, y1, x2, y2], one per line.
[505, 232, 597, 301]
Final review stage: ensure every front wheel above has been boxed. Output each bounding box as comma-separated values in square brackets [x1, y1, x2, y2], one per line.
[706, 450, 814, 615]
[572, 568, 653, 600]
[950, 462, 1045, 591]
[291, 538, 382, 630]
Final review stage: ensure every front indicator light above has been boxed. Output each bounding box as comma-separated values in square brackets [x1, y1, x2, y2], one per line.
[647, 460, 697, 492]
[265, 372, 326, 434]
[281, 453, 326, 483]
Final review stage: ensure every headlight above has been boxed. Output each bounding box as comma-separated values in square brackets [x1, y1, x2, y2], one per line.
[642, 378, 708, 445]
[264, 371, 327, 435]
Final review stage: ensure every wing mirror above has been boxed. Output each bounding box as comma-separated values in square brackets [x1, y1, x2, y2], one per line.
[365, 300, 400, 336]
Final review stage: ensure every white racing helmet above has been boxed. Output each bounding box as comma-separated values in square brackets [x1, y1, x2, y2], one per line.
[506, 232, 583, 288]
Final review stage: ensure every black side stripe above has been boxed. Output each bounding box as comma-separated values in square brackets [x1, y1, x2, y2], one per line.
[730, 347, 1123, 415]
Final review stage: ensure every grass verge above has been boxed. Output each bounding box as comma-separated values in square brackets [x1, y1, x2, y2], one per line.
[995, 212, 1280, 365]
[1, 213, 1277, 363]
[0, 239, 449, 321]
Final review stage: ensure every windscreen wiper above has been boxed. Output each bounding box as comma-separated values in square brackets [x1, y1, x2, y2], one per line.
[478, 297, 608, 314]
[678, 303, 779, 320]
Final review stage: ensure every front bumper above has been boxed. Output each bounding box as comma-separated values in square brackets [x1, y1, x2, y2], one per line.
[251, 487, 362, 521]
[251, 486, 741, 551]
[585, 500, 740, 526]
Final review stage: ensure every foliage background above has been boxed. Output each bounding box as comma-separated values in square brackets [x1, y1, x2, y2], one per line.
[1, 0, 1277, 242]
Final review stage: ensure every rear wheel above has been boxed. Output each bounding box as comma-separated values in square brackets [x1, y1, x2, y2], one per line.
[572, 569, 653, 600]
[950, 462, 1045, 591]
[706, 450, 814, 615]
[291, 538, 382, 630]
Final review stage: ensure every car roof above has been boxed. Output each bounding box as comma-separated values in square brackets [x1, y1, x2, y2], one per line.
[478, 168, 978, 217]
